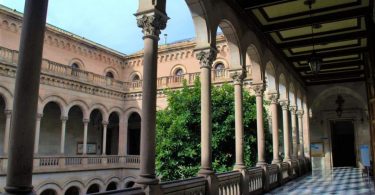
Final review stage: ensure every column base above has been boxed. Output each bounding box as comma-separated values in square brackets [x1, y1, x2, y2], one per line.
[136, 174, 159, 185]
[198, 169, 218, 195]
[4, 186, 35, 195]
[256, 161, 267, 167]
[271, 159, 282, 165]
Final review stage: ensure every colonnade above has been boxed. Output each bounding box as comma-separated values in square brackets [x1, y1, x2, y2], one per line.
[2, 1, 310, 194]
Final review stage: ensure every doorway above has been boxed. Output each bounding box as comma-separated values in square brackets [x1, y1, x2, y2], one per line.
[330, 120, 356, 167]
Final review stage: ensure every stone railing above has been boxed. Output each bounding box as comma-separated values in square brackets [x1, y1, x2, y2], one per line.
[290, 159, 299, 178]
[101, 158, 310, 195]
[248, 167, 263, 194]
[267, 164, 279, 189]
[0, 46, 253, 95]
[160, 177, 206, 195]
[217, 171, 242, 195]
[0, 155, 140, 174]
[93, 187, 145, 195]
[281, 162, 290, 182]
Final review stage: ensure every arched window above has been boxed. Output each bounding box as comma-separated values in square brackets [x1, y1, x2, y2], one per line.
[106, 182, 117, 191]
[132, 74, 140, 81]
[87, 184, 100, 194]
[214, 63, 225, 78]
[106, 72, 114, 79]
[40, 189, 57, 195]
[65, 186, 80, 195]
[71, 63, 79, 69]
[174, 68, 184, 76]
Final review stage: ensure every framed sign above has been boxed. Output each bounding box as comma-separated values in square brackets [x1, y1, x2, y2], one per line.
[77, 142, 97, 154]
[311, 142, 324, 157]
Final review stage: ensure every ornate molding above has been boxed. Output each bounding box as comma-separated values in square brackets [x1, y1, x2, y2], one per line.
[196, 48, 218, 69]
[296, 110, 304, 118]
[230, 70, 246, 85]
[4, 110, 12, 116]
[60, 116, 68, 121]
[136, 13, 168, 38]
[83, 119, 90, 124]
[289, 106, 297, 114]
[268, 93, 279, 104]
[279, 100, 289, 110]
[102, 121, 109, 126]
[252, 84, 265, 97]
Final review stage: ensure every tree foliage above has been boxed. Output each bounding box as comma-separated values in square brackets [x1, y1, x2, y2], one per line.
[156, 79, 272, 181]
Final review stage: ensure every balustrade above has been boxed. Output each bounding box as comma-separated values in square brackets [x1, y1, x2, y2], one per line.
[248, 167, 263, 194]
[267, 164, 279, 189]
[281, 162, 290, 182]
[160, 177, 206, 195]
[217, 171, 242, 195]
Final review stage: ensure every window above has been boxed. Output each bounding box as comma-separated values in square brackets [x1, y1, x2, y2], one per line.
[214, 63, 225, 77]
[215, 63, 225, 70]
[71, 63, 79, 69]
[174, 68, 184, 76]
[132, 74, 140, 81]
[106, 72, 114, 79]
[71, 63, 80, 76]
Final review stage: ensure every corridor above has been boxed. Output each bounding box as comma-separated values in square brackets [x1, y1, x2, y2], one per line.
[267, 167, 375, 195]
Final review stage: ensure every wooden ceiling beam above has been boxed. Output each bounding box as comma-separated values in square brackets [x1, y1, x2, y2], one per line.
[239, 0, 293, 9]
[288, 47, 367, 61]
[261, 7, 368, 32]
[306, 77, 364, 85]
[296, 60, 363, 71]
[278, 31, 367, 49]
[303, 70, 363, 79]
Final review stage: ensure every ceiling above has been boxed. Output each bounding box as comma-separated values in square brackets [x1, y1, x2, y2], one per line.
[235, 0, 373, 85]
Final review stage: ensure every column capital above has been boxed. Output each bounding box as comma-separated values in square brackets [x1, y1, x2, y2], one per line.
[268, 93, 279, 104]
[279, 100, 289, 110]
[4, 110, 12, 116]
[136, 11, 168, 39]
[102, 121, 109, 126]
[60, 116, 68, 122]
[252, 84, 265, 97]
[83, 118, 90, 124]
[196, 47, 218, 69]
[296, 110, 304, 117]
[289, 106, 297, 114]
[230, 69, 246, 85]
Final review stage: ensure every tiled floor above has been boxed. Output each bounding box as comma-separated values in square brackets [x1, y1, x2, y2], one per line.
[266, 167, 375, 195]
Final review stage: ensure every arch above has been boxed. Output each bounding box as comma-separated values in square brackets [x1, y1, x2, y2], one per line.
[89, 103, 109, 121]
[296, 88, 303, 110]
[123, 176, 136, 188]
[68, 58, 85, 70]
[39, 102, 62, 155]
[311, 86, 367, 111]
[66, 100, 90, 119]
[40, 189, 57, 195]
[245, 43, 263, 82]
[108, 106, 123, 118]
[106, 112, 120, 155]
[86, 183, 102, 194]
[265, 61, 277, 94]
[40, 95, 67, 117]
[170, 64, 187, 76]
[104, 67, 119, 79]
[278, 73, 288, 101]
[216, 19, 242, 69]
[289, 82, 297, 106]
[36, 182, 62, 195]
[129, 71, 142, 81]
[127, 112, 141, 155]
[0, 86, 13, 110]
[63, 180, 84, 195]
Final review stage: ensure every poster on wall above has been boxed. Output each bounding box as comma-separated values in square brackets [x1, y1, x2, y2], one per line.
[77, 143, 97, 154]
[311, 142, 324, 157]
[360, 145, 370, 167]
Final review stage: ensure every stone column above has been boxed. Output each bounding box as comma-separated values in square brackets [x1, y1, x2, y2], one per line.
[290, 106, 298, 159]
[297, 110, 304, 159]
[304, 107, 311, 158]
[60, 116, 68, 154]
[231, 70, 246, 170]
[34, 114, 43, 154]
[253, 84, 266, 166]
[5, 1, 49, 194]
[270, 93, 281, 164]
[135, 11, 167, 187]
[196, 48, 217, 176]
[102, 121, 108, 155]
[280, 101, 291, 162]
[3, 110, 12, 155]
[83, 119, 89, 155]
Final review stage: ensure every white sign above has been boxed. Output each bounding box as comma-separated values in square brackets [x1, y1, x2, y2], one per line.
[360, 145, 370, 167]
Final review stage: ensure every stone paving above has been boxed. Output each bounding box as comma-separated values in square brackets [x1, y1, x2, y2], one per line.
[266, 167, 375, 195]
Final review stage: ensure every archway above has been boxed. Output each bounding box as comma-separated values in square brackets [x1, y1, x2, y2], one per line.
[125, 181, 135, 188]
[107, 112, 119, 155]
[88, 109, 103, 155]
[39, 102, 61, 155]
[40, 189, 57, 195]
[87, 183, 100, 194]
[66, 106, 84, 155]
[64, 186, 80, 195]
[0, 96, 6, 155]
[127, 112, 141, 155]
[106, 182, 117, 191]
